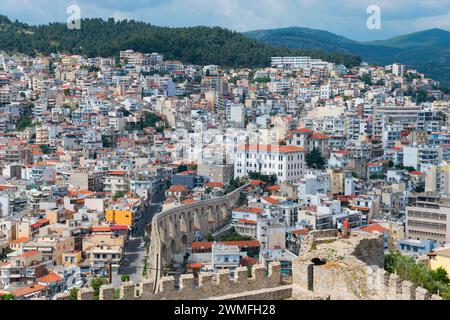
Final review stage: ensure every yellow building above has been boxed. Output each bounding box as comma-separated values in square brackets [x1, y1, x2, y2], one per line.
[429, 249, 450, 275]
[105, 210, 133, 226]
[62, 250, 82, 266]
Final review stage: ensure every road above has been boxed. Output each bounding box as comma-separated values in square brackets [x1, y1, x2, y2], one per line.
[112, 191, 164, 286]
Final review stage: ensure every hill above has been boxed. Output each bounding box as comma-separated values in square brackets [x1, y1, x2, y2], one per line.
[245, 27, 450, 85]
[0, 16, 361, 69]
[367, 28, 450, 49]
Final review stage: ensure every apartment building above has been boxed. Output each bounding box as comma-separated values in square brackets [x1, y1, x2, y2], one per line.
[425, 164, 450, 194]
[234, 144, 305, 183]
[406, 194, 450, 245]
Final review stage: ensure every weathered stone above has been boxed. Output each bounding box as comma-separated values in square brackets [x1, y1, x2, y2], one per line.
[415, 287, 432, 300]
[387, 274, 402, 300]
[99, 284, 116, 300]
[268, 261, 281, 286]
[120, 281, 136, 300]
[78, 287, 94, 300]
[54, 292, 71, 300]
[179, 274, 195, 290]
[160, 276, 175, 293]
[401, 281, 416, 300]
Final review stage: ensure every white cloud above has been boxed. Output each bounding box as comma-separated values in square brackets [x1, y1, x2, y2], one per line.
[0, 0, 448, 40]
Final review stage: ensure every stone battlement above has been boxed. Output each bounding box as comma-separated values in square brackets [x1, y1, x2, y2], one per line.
[366, 266, 443, 300]
[54, 262, 291, 300]
[292, 230, 444, 300]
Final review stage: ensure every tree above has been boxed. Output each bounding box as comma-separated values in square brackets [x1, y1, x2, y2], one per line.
[385, 251, 450, 299]
[113, 191, 126, 201]
[177, 164, 188, 173]
[16, 117, 33, 131]
[431, 267, 450, 285]
[415, 186, 425, 193]
[63, 88, 71, 96]
[121, 275, 130, 282]
[90, 277, 107, 300]
[69, 288, 79, 300]
[1, 293, 15, 300]
[39, 145, 51, 155]
[306, 148, 326, 169]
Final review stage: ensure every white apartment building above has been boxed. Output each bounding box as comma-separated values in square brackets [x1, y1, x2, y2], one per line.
[234, 144, 305, 183]
[271, 57, 311, 69]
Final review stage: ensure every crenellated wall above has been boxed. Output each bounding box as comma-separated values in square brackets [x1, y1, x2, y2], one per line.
[366, 266, 444, 300]
[291, 229, 445, 301]
[53, 262, 292, 301]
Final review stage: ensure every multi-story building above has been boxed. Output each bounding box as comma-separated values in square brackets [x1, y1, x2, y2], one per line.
[234, 144, 305, 183]
[425, 164, 450, 194]
[406, 194, 450, 245]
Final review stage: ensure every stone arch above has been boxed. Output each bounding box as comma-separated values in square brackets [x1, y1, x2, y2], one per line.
[168, 217, 175, 238]
[161, 244, 168, 266]
[159, 222, 166, 242]
[179, 212, 187, 233]
[193, 209, 201, 231]
[207, 206, 215, 233]
[170, 239, 176, 255]
[221, 203, 229, 221]
[181, 234, 188, 252]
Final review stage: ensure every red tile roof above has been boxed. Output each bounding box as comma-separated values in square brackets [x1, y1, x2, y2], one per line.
[233, 207, 263, 214]
[167, 185, 188, 193]
[182, 199, 199, 205]
[310, 132, 330, 140]
[36, 272, 63, 284]
[205, 182, 225, 188]
[10, 237, 29, 244]
[266, 185, 281, 191]
[289, 128, 314, 134]
[10, 284, 48, 297]
[359, 223, 388, 234]
[261, 196, 279, 205]
[249, 180, 265, 186]
[238, 219, 258, 225]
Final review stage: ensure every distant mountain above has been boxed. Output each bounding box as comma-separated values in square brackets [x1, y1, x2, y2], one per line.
[245, 27, 450, 86]
[0, 16, 361, 69]
[366, 28, 450, 49]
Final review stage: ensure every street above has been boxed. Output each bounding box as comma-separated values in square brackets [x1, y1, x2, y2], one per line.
[112, 191, 164, 286]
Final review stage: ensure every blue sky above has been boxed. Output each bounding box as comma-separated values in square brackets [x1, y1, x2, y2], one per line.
[1, 0, 449, 41]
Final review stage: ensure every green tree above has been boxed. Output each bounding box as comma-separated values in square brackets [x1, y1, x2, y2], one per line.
[69, 288, 79, 300]
[39, 145, 51, 154]
[90, 277, 107, 300]
[431, 267, 450, 285]
[385, 251, 450, 299]
[306, 148, 326, 169]
[1, 293, 15, 300]
[16, 117, 33, 131]
[121, 274, 130, 282]
[113, 288, 121, 299]
[113, 191, 126, 201]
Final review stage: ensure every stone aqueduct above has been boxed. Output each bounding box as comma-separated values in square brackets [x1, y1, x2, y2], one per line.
[148, 185, 247, 289]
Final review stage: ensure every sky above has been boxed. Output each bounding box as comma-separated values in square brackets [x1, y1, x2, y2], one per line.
[1, 0, 449, 41]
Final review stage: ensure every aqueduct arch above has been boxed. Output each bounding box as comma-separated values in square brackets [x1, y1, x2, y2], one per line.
[148, 184, 249, 290]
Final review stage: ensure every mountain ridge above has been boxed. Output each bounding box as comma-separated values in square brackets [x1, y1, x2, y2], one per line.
[0, 16, 361, 69]
[244, 27, 450, 86]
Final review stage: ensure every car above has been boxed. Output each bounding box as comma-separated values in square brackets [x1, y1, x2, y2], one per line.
[139, 243, 146, 249]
